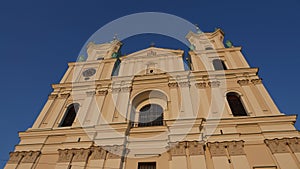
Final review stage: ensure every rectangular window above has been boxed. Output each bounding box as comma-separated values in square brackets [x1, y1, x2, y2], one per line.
[138, 162, 156, 169]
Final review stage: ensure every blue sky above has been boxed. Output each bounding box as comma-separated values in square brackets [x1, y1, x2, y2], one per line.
[0, 0, 300, 167]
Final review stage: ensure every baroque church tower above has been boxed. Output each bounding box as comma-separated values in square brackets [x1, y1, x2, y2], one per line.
[5, 29, 300, 169]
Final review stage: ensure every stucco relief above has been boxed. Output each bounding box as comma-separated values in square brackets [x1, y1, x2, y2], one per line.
[7, 151, 25, 164]
[8, 151, 40, 164]
[168, 82, 178, 88]
[168, 142, 187, 156]
[237, 79, 250, 86]
[90, 146, 107, 160]
[208, 81, 221, 88]
[207, 142, 227, 156]
[58, 149, 74, 162]
[72, 148, 91, 162]
[22, 151, 41, 163]
[251, 78, 262, 85]
[97, 90, 108, 96]
[187, 141, 205, 155]
[48, 94, 58, 100]
[208, 141, 245, 156]
[265, 137, 300, 153]
[195, 82, 207, 89]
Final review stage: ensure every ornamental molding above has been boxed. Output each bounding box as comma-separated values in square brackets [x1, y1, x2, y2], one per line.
[187, 141, 205, 155]
[208, 81, 221, 88]
[237, 79, 250, 86]
[179, 81, 190, 87]
[168, 82, 178, 88]
[58, 93, 70, 99]
[8, 152, 25, 164]
[58, 149, 74, 163]
[251, 78, 262, 85]
[8, 151, 41, 164]
[58, 145, 127, 162]
[121, 87, 132, 93]
[72, 149, 91, 162]
[207, 142, 227, 156]
[112, 88, 121, 93]
[207, 140, 245, 156]
[97, 90, 108, 96]
[195, 82, 207, 89]
[48, 94, 58, 100]
[90, 146, 106, 160]
[86, 91, 96, 97]
[265, 137, 300, 153]
[168, 142, 187, 156]
[22, 151, 41, 163]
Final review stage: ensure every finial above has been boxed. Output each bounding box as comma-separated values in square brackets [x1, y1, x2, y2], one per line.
[195, 24, 203, 34]
[225, 40, 233, 48]
[113, 33, 118, 40]
[78, 55, 86, 62]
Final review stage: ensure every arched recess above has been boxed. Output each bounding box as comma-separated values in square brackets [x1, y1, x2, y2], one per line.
[130, 90, 168, 127]
[226, 92, 247, 116]
[59, 103, 80, 127]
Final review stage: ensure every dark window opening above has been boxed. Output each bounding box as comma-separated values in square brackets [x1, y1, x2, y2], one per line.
[205, 47, 214, 50]
[138, 162, 156, 169]
[59, 103, 79, 127]
[213, 59, 227, 70]
[226, 92, 247, 116]
[149, 69, 154, 73]
[138, 104, 163, 127]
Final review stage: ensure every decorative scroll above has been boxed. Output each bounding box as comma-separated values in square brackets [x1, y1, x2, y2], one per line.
[251, 78, 262, 85]
[97, 90, 108, 96]
[195, 82, 207, 89]
[208, 81, 221, 88]
[168, 82, 178, 88]
[179, 82, 190, 88]
[237, 79, 250, 86]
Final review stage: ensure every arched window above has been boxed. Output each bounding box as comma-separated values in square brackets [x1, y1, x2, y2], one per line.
[226, 92, 247, 116]
[59, 103, 79, 127]
[213, 59, 227, 70]
[138, 104, 163, 127]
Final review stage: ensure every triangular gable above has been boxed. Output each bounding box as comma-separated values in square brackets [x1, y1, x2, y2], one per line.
[120, 47, 184, 60]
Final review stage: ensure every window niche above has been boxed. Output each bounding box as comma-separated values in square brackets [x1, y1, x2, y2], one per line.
[59, 103, 80, 127]
[226, 92, 247, 116]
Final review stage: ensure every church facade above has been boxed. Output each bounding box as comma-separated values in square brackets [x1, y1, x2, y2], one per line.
[5, 29, 300, 169]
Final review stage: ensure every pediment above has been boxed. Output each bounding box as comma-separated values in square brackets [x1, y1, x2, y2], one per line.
[120, 47, 184, 60]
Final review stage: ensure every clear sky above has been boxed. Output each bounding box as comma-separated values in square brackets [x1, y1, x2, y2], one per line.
[0, 0, 300, 167]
